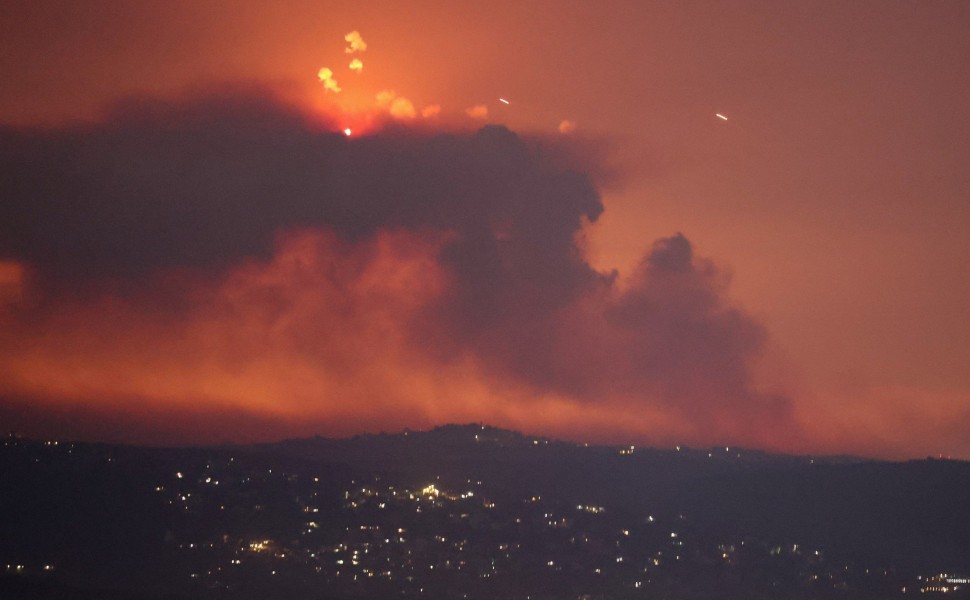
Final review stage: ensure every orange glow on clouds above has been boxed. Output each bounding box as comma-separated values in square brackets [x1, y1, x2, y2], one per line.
[317, 68, 341, 93]
[0, 233, 568, 443]
[466, 105, 488, 119]
[0, 260, 26, 306]
[0, 227, 796, 450]
[2, 8, 968, 460]
[0, 230, 457, 434]
[3, 224, 961, 457]
[421, 104, 441, 118]
[373, 89, 417, 120]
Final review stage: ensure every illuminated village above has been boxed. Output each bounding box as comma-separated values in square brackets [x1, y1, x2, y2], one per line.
[2, 426, 968, 599]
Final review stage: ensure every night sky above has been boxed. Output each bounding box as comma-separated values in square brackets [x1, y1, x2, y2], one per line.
[1, 0, 968, 458]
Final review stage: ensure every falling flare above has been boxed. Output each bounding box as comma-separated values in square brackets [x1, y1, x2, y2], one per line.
[466, 105, 488, 119]
[344, 31, 367, 54]
[716, 113, 728, 121]
[499, 98, 510, 105]
[317, 68, 341, 93]
[343, 128, 352, 137]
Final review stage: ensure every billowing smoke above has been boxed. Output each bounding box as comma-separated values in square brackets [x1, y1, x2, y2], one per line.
[0, 87, 800, 448]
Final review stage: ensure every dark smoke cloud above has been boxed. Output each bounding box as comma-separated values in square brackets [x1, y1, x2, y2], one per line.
[0, 88, 796, 440]
[606, 234, 791, 434]
[1, 91, 600, 284]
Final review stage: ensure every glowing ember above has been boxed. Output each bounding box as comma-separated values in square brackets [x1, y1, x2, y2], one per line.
[343, 128, 352, 137]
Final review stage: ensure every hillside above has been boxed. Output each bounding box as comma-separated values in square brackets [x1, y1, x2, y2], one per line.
[2, 425, 968, 599]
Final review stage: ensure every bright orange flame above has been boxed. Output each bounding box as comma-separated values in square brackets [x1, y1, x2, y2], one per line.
[558, 120, 576, 134]
[349, 58, 363, 73]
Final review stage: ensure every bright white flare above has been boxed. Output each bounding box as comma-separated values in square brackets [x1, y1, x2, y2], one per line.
[716, 113, 728, 121]
[499, 98, 510, 105]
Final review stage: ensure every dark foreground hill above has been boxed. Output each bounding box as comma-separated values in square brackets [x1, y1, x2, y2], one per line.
[2, 425, 968, 599]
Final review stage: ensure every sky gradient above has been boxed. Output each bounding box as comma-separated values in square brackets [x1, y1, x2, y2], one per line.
[1, 0, 968, 458]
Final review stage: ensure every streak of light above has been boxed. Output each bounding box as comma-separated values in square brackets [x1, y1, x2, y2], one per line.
[716, 113, 728, 121]
[499, 98, 510, 105]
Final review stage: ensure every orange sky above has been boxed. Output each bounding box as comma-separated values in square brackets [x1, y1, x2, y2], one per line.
[1, 0, 968, 458]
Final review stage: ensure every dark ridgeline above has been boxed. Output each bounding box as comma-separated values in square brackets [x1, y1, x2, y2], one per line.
[1, 424, 969, 599]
